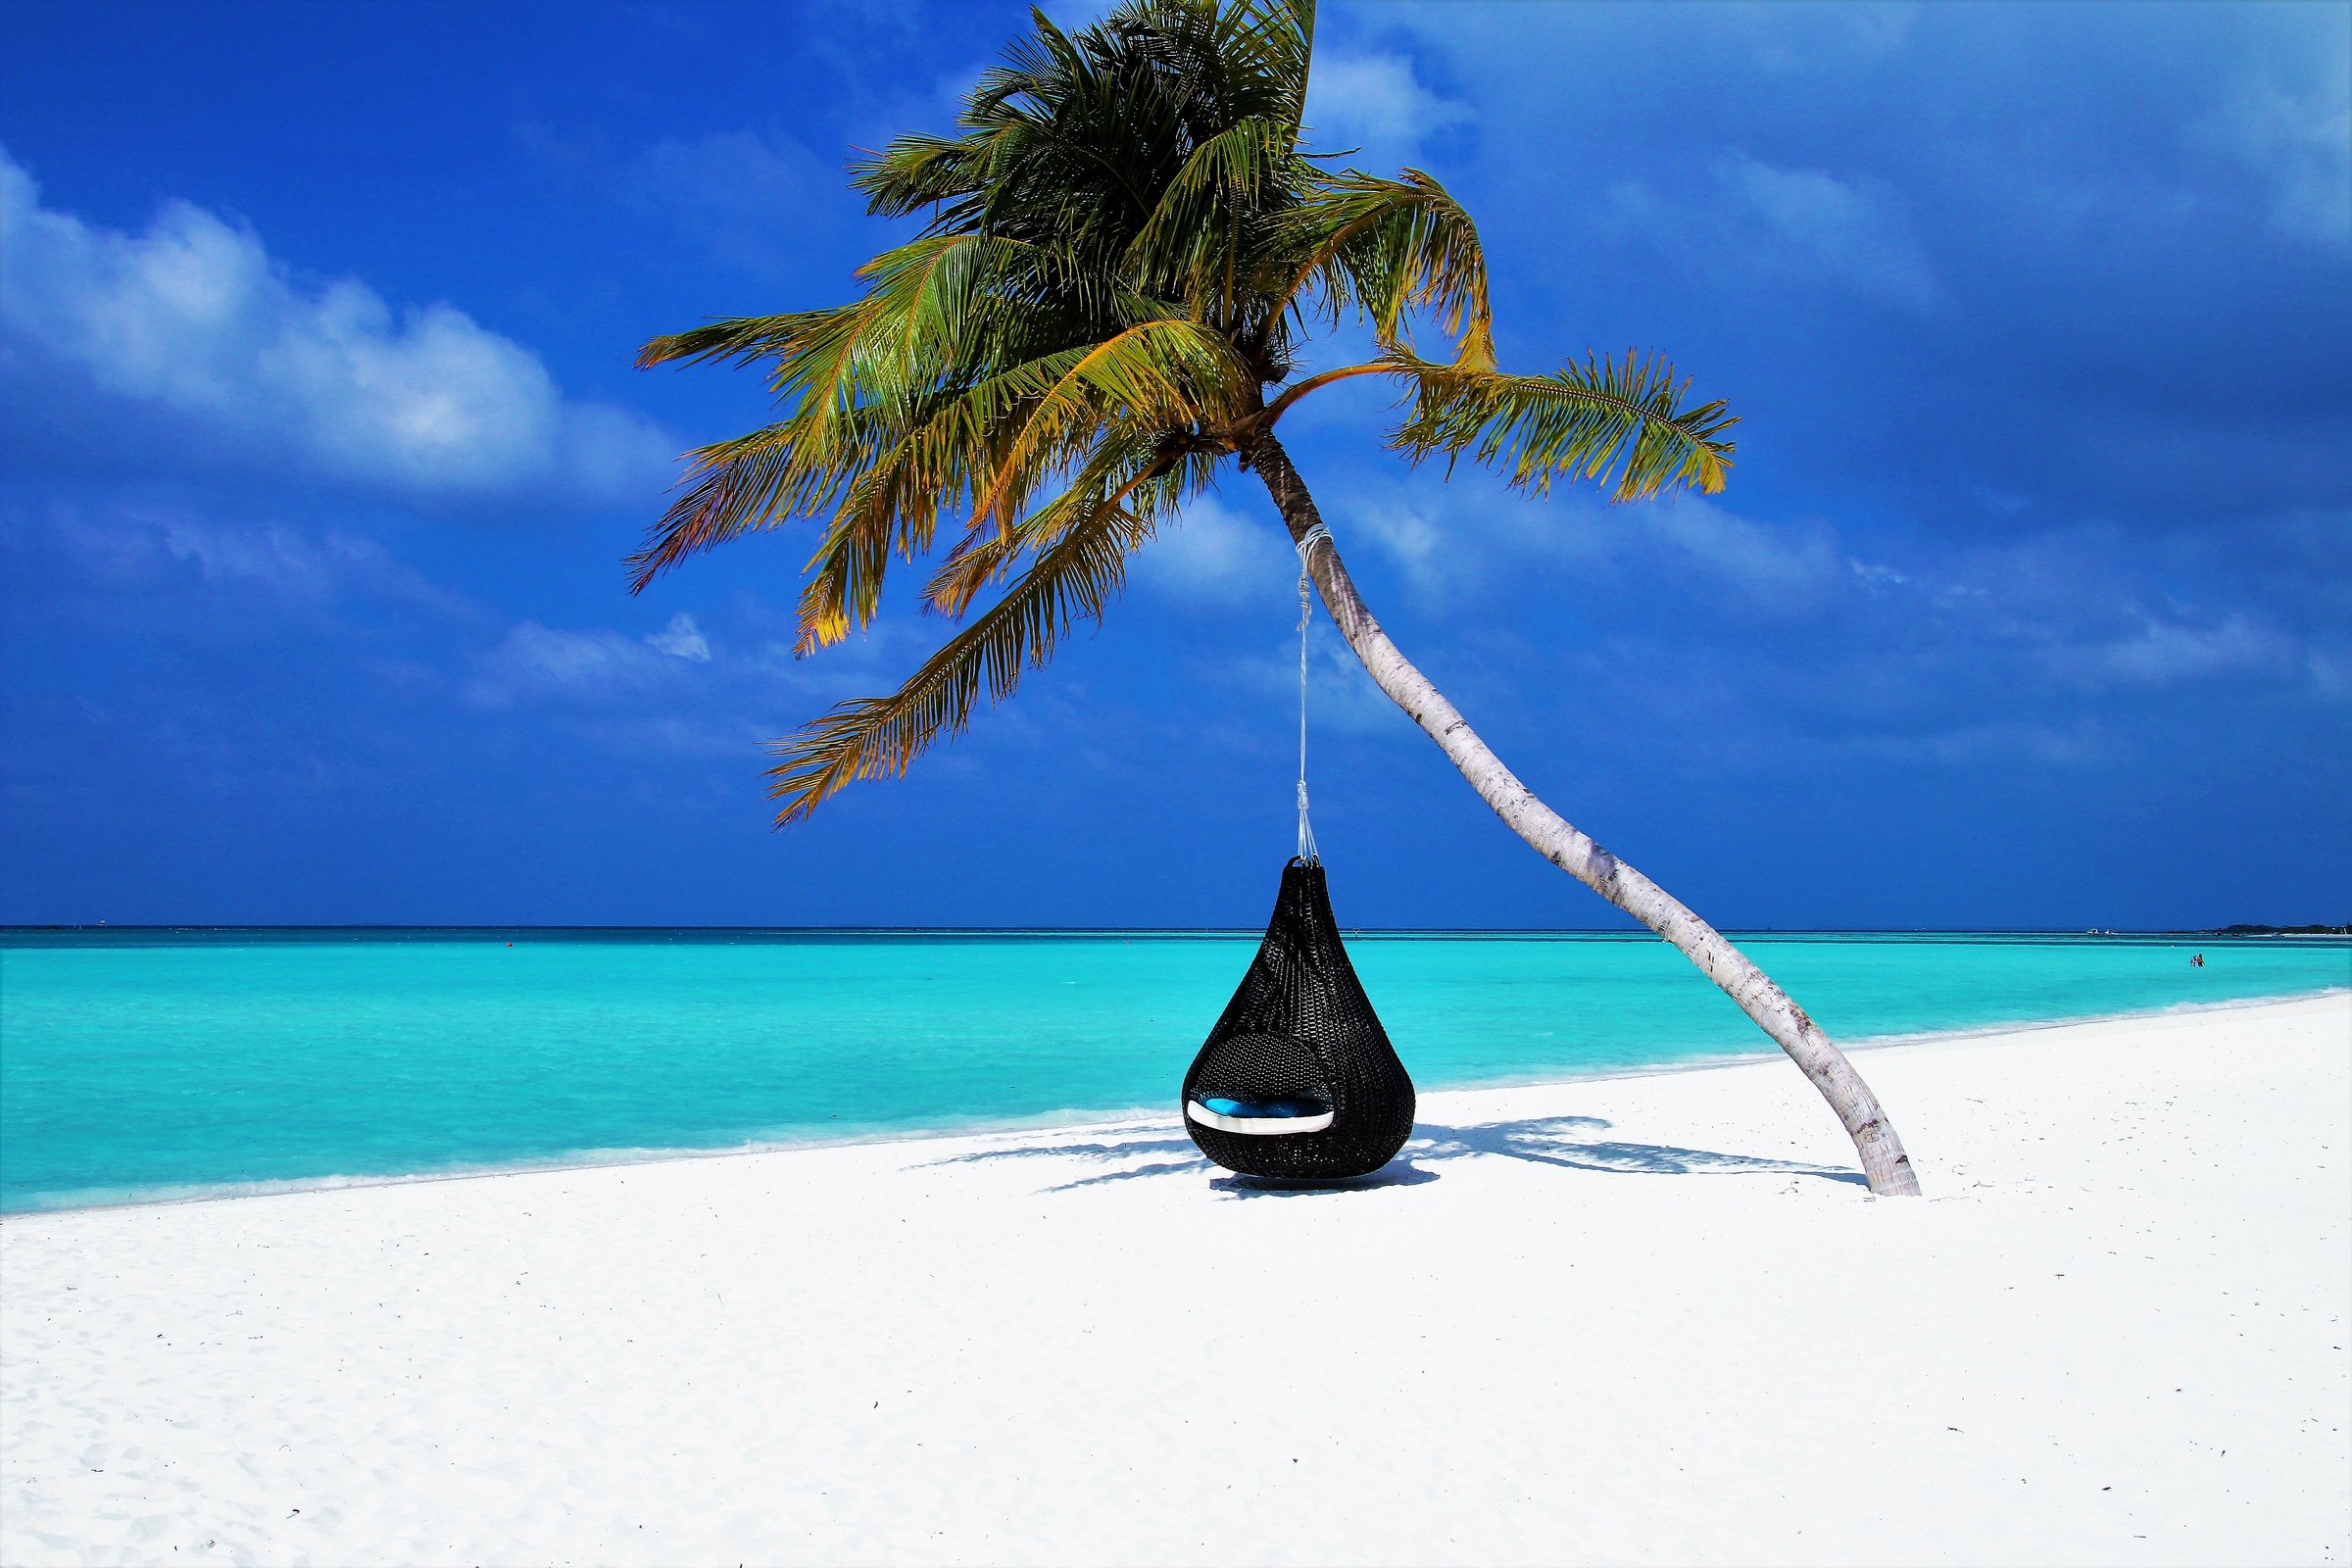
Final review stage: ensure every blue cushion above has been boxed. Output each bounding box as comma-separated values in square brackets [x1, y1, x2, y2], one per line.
[1200, 1095, 1330, 1120]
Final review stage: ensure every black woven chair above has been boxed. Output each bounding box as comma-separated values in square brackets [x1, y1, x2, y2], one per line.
[1182, 859, 1416, 1179]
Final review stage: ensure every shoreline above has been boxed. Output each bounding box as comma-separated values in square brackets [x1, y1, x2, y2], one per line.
[8, 986, 2342, 1222]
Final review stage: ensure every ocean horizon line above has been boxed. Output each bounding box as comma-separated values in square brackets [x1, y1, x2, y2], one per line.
[7, 923, 2345, 945]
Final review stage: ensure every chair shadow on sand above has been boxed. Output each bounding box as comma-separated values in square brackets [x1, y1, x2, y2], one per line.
[924, 1112, 1867, 1197]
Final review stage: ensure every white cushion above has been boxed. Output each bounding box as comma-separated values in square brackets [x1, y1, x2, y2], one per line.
[1186, 1100, 1335, 1136]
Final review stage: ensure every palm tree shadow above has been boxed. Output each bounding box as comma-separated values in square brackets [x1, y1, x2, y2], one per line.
[925, 1112, 1864, 1194]
[1418, 1116, 1868, 1186]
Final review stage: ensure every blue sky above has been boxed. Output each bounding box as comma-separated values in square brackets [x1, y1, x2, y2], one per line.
[2, 0, 2346, 929]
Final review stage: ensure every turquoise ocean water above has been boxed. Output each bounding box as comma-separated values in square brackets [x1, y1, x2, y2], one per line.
[2, 927, 2344, 1212]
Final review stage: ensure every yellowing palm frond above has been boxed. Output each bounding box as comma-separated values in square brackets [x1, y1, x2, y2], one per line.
[921, 430, 1170, 620]
[966, 318, 1253, 537]
[1276, 169, 1494, 368]
[628, 408, 899, 592]
[766, 502, 1157, 823]
[1389, 350, 1738, 501]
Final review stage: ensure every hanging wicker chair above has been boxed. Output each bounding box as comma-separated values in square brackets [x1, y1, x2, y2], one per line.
[1182, 858, 1415, 1180]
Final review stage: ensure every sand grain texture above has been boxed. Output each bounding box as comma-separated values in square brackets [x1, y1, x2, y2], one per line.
[4, 995, 2347, 1566]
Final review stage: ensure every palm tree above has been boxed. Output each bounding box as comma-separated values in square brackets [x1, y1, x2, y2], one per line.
[632, 0, 1921, 1196]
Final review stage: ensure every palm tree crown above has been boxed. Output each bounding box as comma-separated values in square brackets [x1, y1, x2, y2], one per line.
[635, 0, 1736, 823]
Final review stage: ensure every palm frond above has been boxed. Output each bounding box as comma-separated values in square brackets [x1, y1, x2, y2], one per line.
[1227, 0, 1315, 126]
[766, 501, 1156, 824]
[628, 408, 897, 592]
[921, 430, 1167, 619]
[1274, 168, 1493, 368]
[1389, 350, 1738, 500]
[1122, 115, 1298, 307]
[966, 317, 1252, 536]
[633, 234, 1154, 599]
[787, 345, 1084, 651]
[636, 310, 828, 372]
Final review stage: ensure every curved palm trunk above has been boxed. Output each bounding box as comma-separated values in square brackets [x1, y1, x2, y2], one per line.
[1245, 432, 1922, 1197]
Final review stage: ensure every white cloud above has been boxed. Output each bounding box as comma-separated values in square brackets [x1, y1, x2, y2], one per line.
[1637, 497, 1843, 610]
[1738, 4, 1919, 74]
[458, 608, 911, 759]
[2065, 612, 2302, 691]
[1605, 154, 1941, 309]
[1275, 479, 1840, 619]
[156, 516, 472, 617]
[2308, 643, 2352, 701]
[2194, 71, 2352, 248]
[1228, 626, 1407, 740]
[1307, 52, 1469, 153]
[1137, 495, 1297, 608]
[1349, 497, 1446, 575]
[644, 612, 712, 662]
[19, 498, 476, 624]
[0, 149, 673, 503]
[1303, 629, 1407, 736]
[466, 621, 700, 710]
[1725, 157, 1941, 305]
[1335, 492, 1513, 610]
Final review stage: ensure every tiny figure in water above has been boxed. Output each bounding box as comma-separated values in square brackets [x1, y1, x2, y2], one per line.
[2191, 953, 2205, 967]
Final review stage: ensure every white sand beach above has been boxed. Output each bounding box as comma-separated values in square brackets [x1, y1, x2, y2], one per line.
[3, 993, 2345, 1567]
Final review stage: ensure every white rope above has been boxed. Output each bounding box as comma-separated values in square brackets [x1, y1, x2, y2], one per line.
[1293, 524, 1332, 863]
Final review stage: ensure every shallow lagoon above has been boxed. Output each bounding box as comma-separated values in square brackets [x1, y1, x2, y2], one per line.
[4, 927, 2344, 1209]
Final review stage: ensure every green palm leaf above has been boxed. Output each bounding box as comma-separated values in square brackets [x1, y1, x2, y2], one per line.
[766, 501, 1157, 823]
[1389, 350, 1738, 500]
[1276, 169, 1494, 367]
